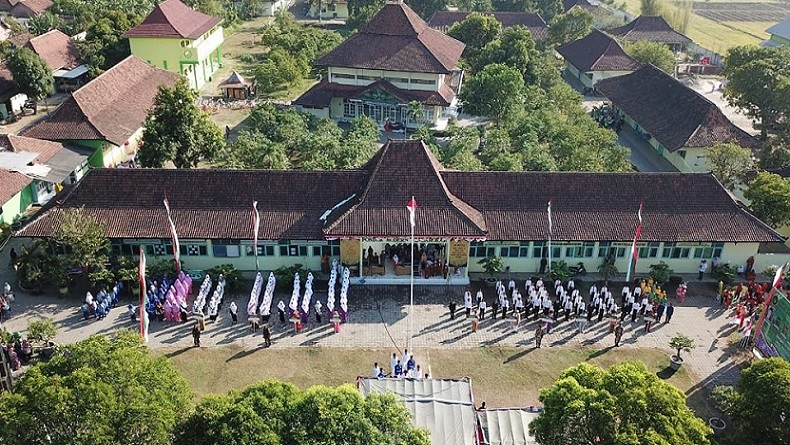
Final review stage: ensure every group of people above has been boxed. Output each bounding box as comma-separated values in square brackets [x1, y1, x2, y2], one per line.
[591, 104, 623, 133]
[363, 243, 450, 278]
[0, 281, 13, 323]
[371, 349, 429, 379]
[79, 282, 123, 320]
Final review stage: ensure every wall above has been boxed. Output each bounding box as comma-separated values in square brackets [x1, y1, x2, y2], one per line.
[664, 146, 709, 172]
[328, 67, 443, 92]
[300, 106, 331, 120]
[307, 1, 348, 19]
[590, 70, 634, 85]
[0, 185, 33, 225]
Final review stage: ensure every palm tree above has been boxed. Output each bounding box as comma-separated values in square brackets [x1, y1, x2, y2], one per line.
[405, 100, 424, 139]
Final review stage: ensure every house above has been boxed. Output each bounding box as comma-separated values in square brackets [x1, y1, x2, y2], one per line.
[596, 64, 759, 172]
[124, 0, 223, 90]
[563, 0, 597, 13]
[21, 56, 181, 168]
[306, 0, 348, 20]
[16, 139, 784, 280]
[0, 62, 27, 120]
[218, 71, 255, 99]
[764, 16, 790, 47]
[427, 11, 548, 42]
[0, 0, 18, 12]
[0, 135, 92, 224]
[25, 29, 88, 92]
[295, 2, 465, 130]
[8, 0, 52, 22]
[608, 15, 692, 52]
[556, 29, 641, 89]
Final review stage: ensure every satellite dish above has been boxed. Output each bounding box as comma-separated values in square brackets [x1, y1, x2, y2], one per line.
[184, 50, 192, 58]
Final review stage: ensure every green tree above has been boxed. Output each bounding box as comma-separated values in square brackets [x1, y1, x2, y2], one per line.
[139, 78, 225, 168]
[6, 47, 54, 104]
[759, 138, 790, 170]
[183, 0, 223, 16]
[625, 40, 675, 74]
[76, 11, 138, 78]
[744, 172, 790, 227]
[52, 206, 110, 280]
[447, 12, 502, 60]
[221, 131, 291, 169]
[730, 358, 790, 445]
[474, 25, 540, 83]
[536, 0, 562, 21]
[175, 381, 430, 445]
[640, 0, 662, 15]
[27, 12, 66, 35]
[705, 142, 754, 190]
[547, 8, 593, 46]
[406, 0, 448, 19]
[490, 0, 533, 12]
[531, 361, 712, 445]
[456, 0, 493, 12]
[459, 63, 524, 125]
[723, 46, 790, 140]
[347, 0, 384, 29]
[0, 331, 192, 445]
[662, 0, 691, 34]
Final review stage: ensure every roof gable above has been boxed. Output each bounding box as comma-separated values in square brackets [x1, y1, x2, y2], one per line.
[124, 0, 221, 39]
[557, 29, 641, 72]
[21, 56, 181, 145]
[767, 16, 790, 40]
[315, 2, 465, 73]
[608, 15, 692, 44]
[595, 64, 758, 152]
[0, 169, 31, 204]
[26, 29, 82, 71]
[0, 134, 65, 163]
[9, 0, 51, 18]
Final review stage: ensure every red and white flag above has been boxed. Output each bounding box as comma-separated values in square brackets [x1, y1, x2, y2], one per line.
[163, 198, 181, 274]
[252, 201, 260, 271]
[407, 196, 418, 228]
[138, 247, 149, 343]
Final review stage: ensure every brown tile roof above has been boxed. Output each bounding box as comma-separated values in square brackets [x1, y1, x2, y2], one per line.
[25, 29, 81, 71]
[557, 29, 641, 72]
[0, 134, 65, 163]
[608, 15, 692, 45]
[563, 0, 596, 12]
[596, 64, 759, 152]
[9, 0, 51, 18]
[324, 140, 486, 238]
[427, 11, 548, 41]
[22, 56, 181, 145]
[7, 32, 32, 48]
[315, 2, 465, 74]
[16, 139, 783, 243]
[0, 169, 31, 204]
[295, 78, 455, 109]
[124, 0, 221, 39]
[0, 0, 20, 13]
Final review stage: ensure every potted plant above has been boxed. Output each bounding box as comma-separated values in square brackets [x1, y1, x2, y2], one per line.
[649, 261, 673, 286]
[477, 256, 503, 287]
[669, 333, 695, 370]
[52, 268, 71, 297]
[114, 256, 139, 296]
[15, 240, 48, 292]
[27, 318, 58, 360]
[597, 262, 620, 286]
[550, 260, 571, 282]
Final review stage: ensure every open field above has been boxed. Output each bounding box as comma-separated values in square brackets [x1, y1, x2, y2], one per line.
[161, 346, 696, 409]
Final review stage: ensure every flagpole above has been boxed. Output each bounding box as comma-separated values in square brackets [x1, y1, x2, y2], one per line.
[409, 219, 414, 351]
[138, 247, 146, 341]
[626, 203, 643, 283]
[547, 201, 552, 276]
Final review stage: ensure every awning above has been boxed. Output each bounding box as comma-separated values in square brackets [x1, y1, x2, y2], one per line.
[53, 65, 88, 79]
[38, 145, 93, 183]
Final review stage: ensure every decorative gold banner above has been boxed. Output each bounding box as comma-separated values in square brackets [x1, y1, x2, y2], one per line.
[340, 239, 361, 265]
[448, 241, 469, 267]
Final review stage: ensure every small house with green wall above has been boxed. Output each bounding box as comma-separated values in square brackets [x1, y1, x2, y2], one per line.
[556, 29, 641, 90]
[763, 16, 790, 48]
[124, 0, 223, 90]
[307, 0, 349, 20]
[596, 64, 759, 172]
[21, 56, 181, 167]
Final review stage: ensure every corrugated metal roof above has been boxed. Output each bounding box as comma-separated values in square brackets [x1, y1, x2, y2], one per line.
[358, 377, 478, 445]
[479, 408, 540, 445]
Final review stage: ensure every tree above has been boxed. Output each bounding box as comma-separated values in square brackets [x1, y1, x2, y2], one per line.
[26, 318, 59, 342]
[758, 138, 790, 170]
[27, 12, 66, 36]
[459, 63, 524, 125]
[406, 0, 448, 20]
[625, 40, 675, 74]
[347, 0, 384, 29]
[705, 142, 754, 190]
[52, 206, 110, 281]
[174, 381, 431, 445]
[547, 8, 593, 47]
[640, 0, 662, 16]
[669, 333, 695, 360]
[6, 47, 54, 104]
[139, 78, 225, 168]
[535, 0, 562, 22]
[183, 0, 223, 16]
[76, 11, 139, 78]
[730, 358, 790, 445]
[0, 331, 192, 445]
[447, 12, 502, 59]
[662, 0, 691, 34]
[474, 25, 540, 83]
[221, 131, 290, 169]
[490, 0, 533, 12]
[530, 362, 712, 445]
[744, 172, 790, 227]
[723, 46, 790, 140]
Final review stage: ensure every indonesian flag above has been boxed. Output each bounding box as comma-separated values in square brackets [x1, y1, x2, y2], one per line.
[253, 201, 260, 271]
[773, 262, 787, 288]
[407, 196, 418, 228]
[163, 198, 181, 274]
[139, 247, 149, 343]
[547, 201, 552, 234]
[631, 203, 643, 264]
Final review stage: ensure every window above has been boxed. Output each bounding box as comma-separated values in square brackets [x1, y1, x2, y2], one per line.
[638, 242, 660, 258]
[333, 73, 355, 80]
[246, 244, 275, 256]
[470, 241, 495, 258]
[693, 242, 724, 259]
[385, 77, 409, 84]
[212, 239, 241, 258]
[279, 242, 309, 257]
[662, 242, 690, 259]
[411, 78, 435, 86]
[343, 100, 357, 118]
[500, 242, 530, 258]
[312, 240, 340, 257]
[532, 241, 546, 258]
[146, 243, 174, 256]
[358, 75, 375, 81]
[180, 40, 190, 47]
[598, 242, 626, 258]
[564, 242, 595, 258]
[678, 150, 686, 159]
[181, 244, 208, 256]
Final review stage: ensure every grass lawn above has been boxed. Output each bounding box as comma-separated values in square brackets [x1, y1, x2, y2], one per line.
[162, 346, 695, 408]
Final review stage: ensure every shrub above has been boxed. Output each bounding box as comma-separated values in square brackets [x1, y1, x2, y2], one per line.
[273, 264, 310, 289]
[28, 318, 58, 342]
[713, 263, 738, 285]
[147, 259, 183, 280]
[550, 260, 572, 281]
[205, 264, 244, 293]
[649, 261, 673, 285]
[710, 385, 736, 414]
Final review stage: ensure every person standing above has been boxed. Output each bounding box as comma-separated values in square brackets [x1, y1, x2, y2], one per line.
[191, 322, 201, 347]
[476, 289, 484, 306]
[631, 301, 640, 323]
[277, 300, 286, 324]
[449, 300, 457, 319]
[315, 300, 323, 323]
[262, 324, 272, 347]
[655, 302, 666, 323]
[539, 256, 547, 275]
[665, 303, 674, 323]
[390, 353, 398, 373]
[491, 296, 500, 319]
[471, 313, 479, 332]
[228, 301, 238, 324]
[534, 324, 544, 348]
[478, 299, 487, 321]
[464, 289, 473, 318]
[614, 322, 624, 347]
[698, 259, 708, 280]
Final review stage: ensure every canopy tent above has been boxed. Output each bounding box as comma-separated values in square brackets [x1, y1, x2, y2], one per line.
[478, 408, 540, 445]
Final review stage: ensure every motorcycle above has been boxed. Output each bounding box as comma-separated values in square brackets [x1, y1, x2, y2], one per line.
[569, 262, 587, 276]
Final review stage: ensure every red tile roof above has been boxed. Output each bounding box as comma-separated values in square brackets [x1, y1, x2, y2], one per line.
[9, 0, 51, 18]
[0, 134, 66, 163]
[557, 29, 641, 72]
[608, 15, 692, 45]
[295, 78, 455, 109]
[7, 32, 32, 48]
[17, 139, 783, 243]
[315, 2, 464, 74]
[0, 169, 31, 204]
[427, 11, 548, 41]
[124, 0, 221, 39]
[595, 64, 759, 152]
[21, 56, 181, 145]
[25, 29, 82, 71]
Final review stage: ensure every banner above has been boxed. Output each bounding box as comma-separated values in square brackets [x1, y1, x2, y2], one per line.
[754, 288, 790, 360]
